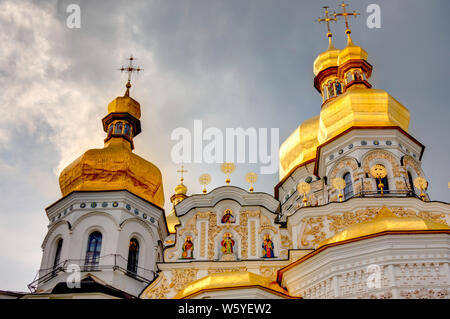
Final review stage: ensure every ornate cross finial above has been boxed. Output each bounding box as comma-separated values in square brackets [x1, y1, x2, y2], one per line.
[177, 165, 188, 183]
[317, 6, 337, 39]
[334, 2, 360, 41]
[119, 55, 143, 97]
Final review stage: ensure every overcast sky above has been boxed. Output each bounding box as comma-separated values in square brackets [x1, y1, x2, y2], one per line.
[0, 0, 449, 291]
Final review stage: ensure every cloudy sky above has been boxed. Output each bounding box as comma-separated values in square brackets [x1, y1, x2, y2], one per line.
[0, 0, 449, 291]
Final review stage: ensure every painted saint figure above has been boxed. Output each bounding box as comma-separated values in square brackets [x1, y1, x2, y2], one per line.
[221, 232, 235, 254]
[221, 209, 235, 224]
[182, 236, 194, 259]
[262, 234, 275, 258]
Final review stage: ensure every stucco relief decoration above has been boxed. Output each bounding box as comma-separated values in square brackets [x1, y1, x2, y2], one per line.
[300, 217, 326, 247]
[170, 269, 198, 292]
[145, 274, 170, 299]
[400, 288, 448, 299]
[327, 208, 379, 233]
[178, 215, 198, 237]
[403, 155, 424, 179]
[259, 213, 278, 234]
[329, 157, 359, 180]
[362, 150, 401, 177]
[391, 208, 448, 225]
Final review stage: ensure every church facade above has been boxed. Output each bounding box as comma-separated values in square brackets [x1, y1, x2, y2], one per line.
[20, 6, 450, 299]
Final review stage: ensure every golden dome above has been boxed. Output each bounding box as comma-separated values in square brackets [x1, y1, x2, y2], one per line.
[319, 207, 450, 248]
[59, 91, 165, 208]
[337, 40, 368, 66]
[313, 41, 340, 76]
[174, 271, 293, 299]
[107, 95, 141, 119]
[318, 86, 410, 143]
[279, 115, 319, 179]
[174, 182, 187, 195]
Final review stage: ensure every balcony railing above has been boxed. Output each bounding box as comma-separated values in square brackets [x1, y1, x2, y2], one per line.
[28, 254, 157, 293]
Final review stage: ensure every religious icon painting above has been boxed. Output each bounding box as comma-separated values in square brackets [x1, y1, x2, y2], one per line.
[181, 236, 194, 259]
[221, 232, 235, 254]
[262, 234, 275, 258]
[221, 209, 235, 224]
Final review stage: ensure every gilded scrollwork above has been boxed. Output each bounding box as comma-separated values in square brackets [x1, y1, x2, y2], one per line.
[208, 267, 247, 274]
[327, 208, 379, 233]
[170, 269, 198, 292]
[300, 217, 326, 247]
[260, 266, 278, 281]
[145, 274, 170, 299]
[362, 149, 401, 177]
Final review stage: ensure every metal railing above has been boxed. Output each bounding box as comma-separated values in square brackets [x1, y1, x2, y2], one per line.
[28, 254, 157, 292]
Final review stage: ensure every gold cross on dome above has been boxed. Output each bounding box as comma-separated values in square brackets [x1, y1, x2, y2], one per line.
[119, 55, 143, 96]
[177, 165, 188, 183]
[317, 6, 337, 38]
[334, 2, 360, 36]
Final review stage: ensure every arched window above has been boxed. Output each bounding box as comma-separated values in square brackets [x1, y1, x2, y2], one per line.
[334, 80, 342, 95]
[85, 232, 102, 267]
[114, 122, 123, 134]
[327, 81, 335, 98]
[354, 70, 362, 81]
[108, 124, 114, 137]
[346, 72, 353, 84]
[53, 238, 63, 270]
[407, 171, 415, 194]
[123, 124, 131, 138]
[127, 238, 140, 274]
[343, 172, 354, 199]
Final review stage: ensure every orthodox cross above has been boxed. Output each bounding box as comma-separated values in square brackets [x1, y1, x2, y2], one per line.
[177, 165, 188, 183]
[333, 2, 360, 36]
[317, 6, 337, 38]
[119, 55, 143, 96]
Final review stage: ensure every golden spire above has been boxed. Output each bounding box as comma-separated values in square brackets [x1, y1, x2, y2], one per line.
[245, 172, 258, 192]
[334, 2, 360, 45]
[174, 165, 188, 196]
[221, 163, 236, 185]
[177, 165, 188, 184]
[199, 174, 211, 194]
[119, 55, 143, 97]
[317, 6, 337, 49]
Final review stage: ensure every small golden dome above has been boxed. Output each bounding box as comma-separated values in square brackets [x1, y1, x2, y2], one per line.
[174, 271, 293, 299]
[279, 115, 319, 179]
[174, 182, 187, 195]
[107, 95, 141, 120]
[337, 41, 368, 66]
[313, 42, 340, 76]
[59, 89, 164, 208]
[319, 207, 450, 248]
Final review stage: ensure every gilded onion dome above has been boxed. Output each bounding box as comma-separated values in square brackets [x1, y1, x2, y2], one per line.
[279, 115, 319, 179]
[59, 83, 165, 208]
[319, 207, 450, 248]
[313, 38, 340, 76]
[279, 23, 411, 181]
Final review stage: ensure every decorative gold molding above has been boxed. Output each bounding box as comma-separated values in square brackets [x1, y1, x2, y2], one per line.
[145, 274, 170, 299]
[170, 269, 198, 292]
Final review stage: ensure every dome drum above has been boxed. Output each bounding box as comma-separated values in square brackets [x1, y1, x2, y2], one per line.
[337, 59, 373, 91]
